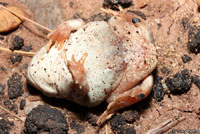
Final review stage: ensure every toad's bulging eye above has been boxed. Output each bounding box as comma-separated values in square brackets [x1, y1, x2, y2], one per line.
[132, 17, 141, 23]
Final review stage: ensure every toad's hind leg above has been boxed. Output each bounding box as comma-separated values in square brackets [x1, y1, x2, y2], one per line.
[97, 74, 154, 125]
[46, 19, 85, 52]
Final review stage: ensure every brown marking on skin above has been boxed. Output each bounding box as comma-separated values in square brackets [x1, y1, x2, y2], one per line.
[67, 53, 88, 93]
[40, 57, 45, 61]
[57, 41, 65, 50]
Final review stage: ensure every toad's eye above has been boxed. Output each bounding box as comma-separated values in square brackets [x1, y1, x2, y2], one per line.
[132, 17, 141, 23]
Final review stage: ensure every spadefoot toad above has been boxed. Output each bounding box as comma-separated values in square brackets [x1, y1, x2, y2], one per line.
[27, 8, 157, 125]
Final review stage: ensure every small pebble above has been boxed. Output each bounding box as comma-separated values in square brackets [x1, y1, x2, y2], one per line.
[70, 122, 85, 134]
[192, 75, 200, 90]
[10, 54, 23, 64]
[7, 72, 23, 99]
[0, 83, 5, 95]
[23, 45, 32, 52]
[181, 54, 192, 63]
[122, 110, 140, 123]
[0, 119, 14, 134]
[103, 0, 132, 9]
[181, 17, 189, 31]
[20, 99, 26, 110]
[152, 76, 165, 101]
[160, 66, 170, 74]
[10, 36, 24, 51]
[24, 101, 40, 115]
[188, 26, 200, 54]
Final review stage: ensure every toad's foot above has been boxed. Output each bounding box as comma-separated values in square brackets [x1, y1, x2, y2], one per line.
[97, 74, 153, 125]
[46, 19, 85, 52]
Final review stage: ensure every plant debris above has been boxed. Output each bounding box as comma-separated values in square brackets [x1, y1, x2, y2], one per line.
[0, 6, 24, 33]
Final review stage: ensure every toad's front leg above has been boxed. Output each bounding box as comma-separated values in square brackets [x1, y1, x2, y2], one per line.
[46, 19, 85, 52]
[97, 74, 154, 125]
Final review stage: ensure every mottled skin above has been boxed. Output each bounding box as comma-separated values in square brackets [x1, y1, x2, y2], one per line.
[27, 9, 157, 125]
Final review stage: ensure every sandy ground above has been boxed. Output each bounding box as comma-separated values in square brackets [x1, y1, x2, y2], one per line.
[0, 0, 200, 134]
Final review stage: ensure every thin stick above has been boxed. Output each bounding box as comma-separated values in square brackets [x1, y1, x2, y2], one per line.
[0, 47, 35, 56]
[146, 117, 185, 134]
[100, 8, 119, 16]
[0, 105, 24, 122]
[0, 5, 52, 33]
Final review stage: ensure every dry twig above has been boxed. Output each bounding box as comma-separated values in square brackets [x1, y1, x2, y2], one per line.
[0, 47, 35, 56]
[146, 116, 185, 134]
[0, 5, 52, 33]
[0, 105, 24, 122]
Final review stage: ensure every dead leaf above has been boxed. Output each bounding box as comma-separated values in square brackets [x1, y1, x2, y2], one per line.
[0, 6, 24, 33]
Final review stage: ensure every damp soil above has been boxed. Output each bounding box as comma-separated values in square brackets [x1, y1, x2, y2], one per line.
[0, 0, 200, 134]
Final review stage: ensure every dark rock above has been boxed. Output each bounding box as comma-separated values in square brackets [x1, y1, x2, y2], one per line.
[20, 99, 26, 110]
[0, 119, 14, 134]
[90, 13, 111, 22]
[110, 114, 126, 134]
[25, 104, 68, 134]
[192, 75, 200, 90]
[0, 66, 7, 73]
[23, 45, 32, 52]
[7, 72, 23, 99]
[10, 54, 23, 64]
[103, 0, 132, 9]
[88, 116, 97, 126]
[69, 1, 74, 7]
[87, 113, 98, 126]
[181, 54, 192, 63]
[10, 36, 24, 51]
[122, 110, 140, 123]
[20, 64, 28, 72]
[165, 69, 192, 94]
[182, 17, 189, 31]
[160, 66, 170, 74]
[0, 35, 4, 40]
[127, 10, 146, 20]
[3, 99, 18, 114]
[0, 83, 5, 95]
[152, 76, 165, 101]
[0, 2, 8, 6]
[70, 122, 85, 134]
[157, 23, 162, 30]
[125, 127, 136, 134]
[188, 26, 200, 54]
